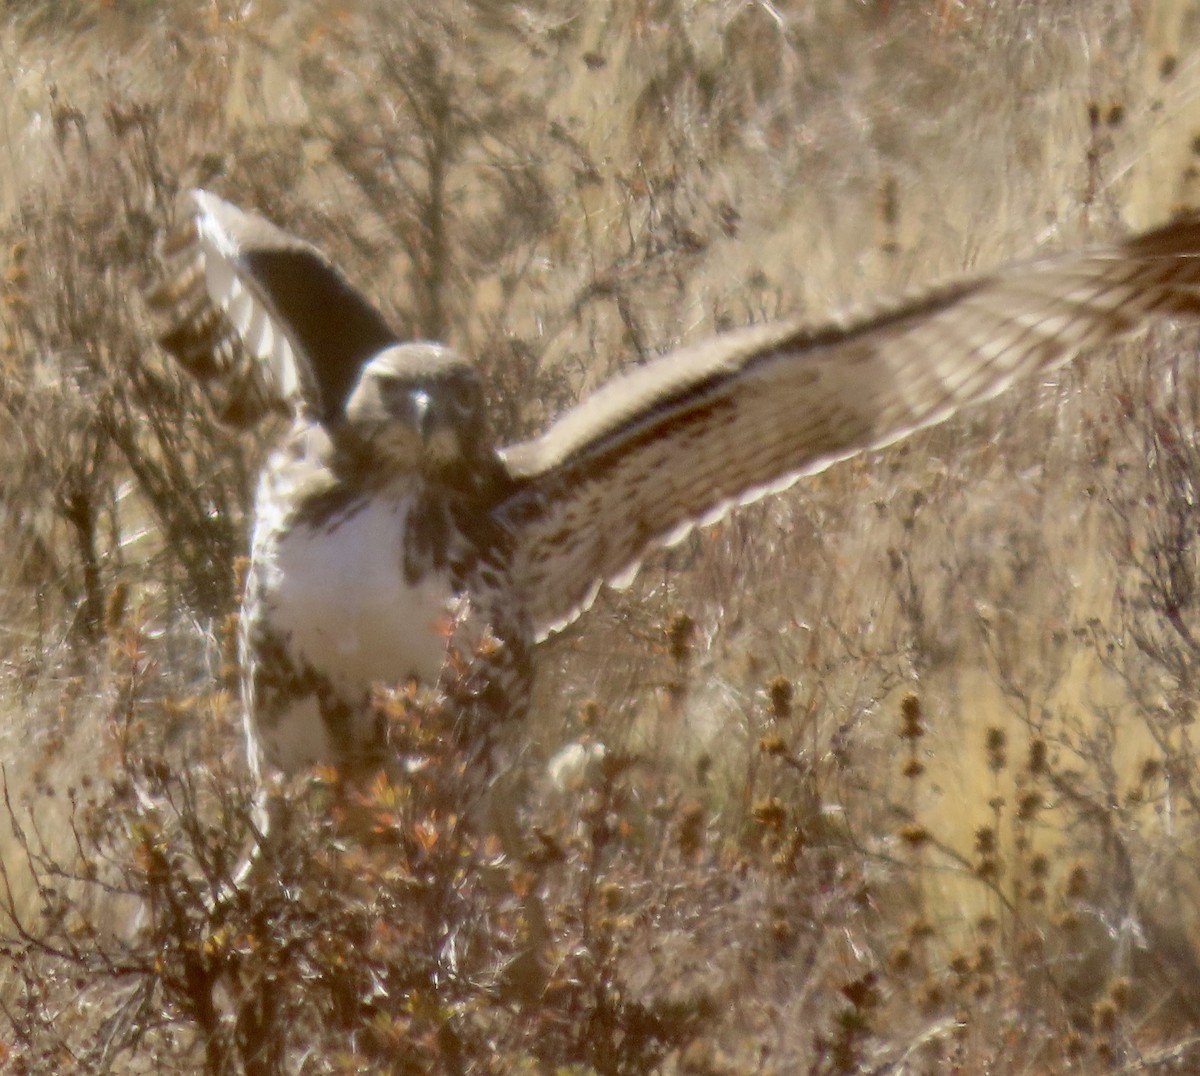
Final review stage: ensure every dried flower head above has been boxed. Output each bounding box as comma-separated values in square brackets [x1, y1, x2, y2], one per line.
[758, 733, 788, 757]
[578, 698, 602, 729]
[899, 693, 924, 739]
[1017, 791, 1043, 821]
[767, 675, 793, 721]
[1092, 999, 1118, 1034]
[666, 611, 695, 664]
[1065, 861, 1089, 900]
[752, 798, 787, 830]
[985, 727, 1007, 771]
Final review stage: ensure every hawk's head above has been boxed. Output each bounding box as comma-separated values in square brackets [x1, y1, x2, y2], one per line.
[339, 343, 491, 486]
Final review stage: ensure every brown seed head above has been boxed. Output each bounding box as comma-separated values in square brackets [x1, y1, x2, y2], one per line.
[579, 698, 602, 729]
[899, 693, 924, 739]
[1093, 999, 1118, 1034]
[767, 675, 793, 720]
[752, 798, 786, 830]
[1065, 862, 1089, 900]
[666, 611, 694, 664]
[1017, 791, 1043, 821]
[985, 727, 1007, 771]
[758, 733, 788, 757]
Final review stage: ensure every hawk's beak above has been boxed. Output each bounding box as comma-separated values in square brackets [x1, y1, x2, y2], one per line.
[408, 387, 461, 466]
[407, 388, 434, 442]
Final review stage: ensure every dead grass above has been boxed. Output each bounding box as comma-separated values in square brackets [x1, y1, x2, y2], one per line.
[4, 0, 1200, 1071]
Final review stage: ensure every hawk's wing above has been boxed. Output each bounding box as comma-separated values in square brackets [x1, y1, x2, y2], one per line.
[147, 190, 398, 427]
[498, 219, 1200, 641]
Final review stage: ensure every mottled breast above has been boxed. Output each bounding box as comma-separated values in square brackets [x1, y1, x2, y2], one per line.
[243, 462, 465, 774]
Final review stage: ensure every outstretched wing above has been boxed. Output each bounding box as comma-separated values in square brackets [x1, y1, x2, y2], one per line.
[147, 190, 398, 427]
[499, 218, 1200, 641]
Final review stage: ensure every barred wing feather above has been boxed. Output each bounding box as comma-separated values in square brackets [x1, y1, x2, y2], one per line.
[499, 219, 1200, 641]
[147, 190, 398, 427]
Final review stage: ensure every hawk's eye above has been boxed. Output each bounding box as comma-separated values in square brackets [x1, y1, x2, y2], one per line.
[445, 377, 480, 418]
[373, 372, 407, 405]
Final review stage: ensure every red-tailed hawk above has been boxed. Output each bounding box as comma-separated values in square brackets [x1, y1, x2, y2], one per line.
[149, 191, 1200, 781]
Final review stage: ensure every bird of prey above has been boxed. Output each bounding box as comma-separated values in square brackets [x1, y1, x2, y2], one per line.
[149, 190, 1200, 783]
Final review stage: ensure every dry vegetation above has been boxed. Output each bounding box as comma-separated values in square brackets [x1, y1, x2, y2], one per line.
[4, 0, 1200, 1071]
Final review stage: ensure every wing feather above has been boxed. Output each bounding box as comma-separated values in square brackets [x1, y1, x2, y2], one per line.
[499, 218, 1200, 641]
[147, 190, 398, 427]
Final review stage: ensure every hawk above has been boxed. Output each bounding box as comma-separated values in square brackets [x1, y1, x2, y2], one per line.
[150, 191, 1200, 782]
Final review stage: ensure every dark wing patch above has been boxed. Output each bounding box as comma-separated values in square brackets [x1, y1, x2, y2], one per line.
[238, 246, 397, 423]
[148, 190, 398, 427]
[498, 217, 1200, 641]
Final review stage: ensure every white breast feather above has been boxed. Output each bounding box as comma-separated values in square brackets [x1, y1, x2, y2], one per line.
[257, 495, 458, 693]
